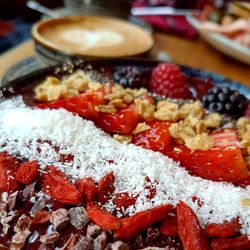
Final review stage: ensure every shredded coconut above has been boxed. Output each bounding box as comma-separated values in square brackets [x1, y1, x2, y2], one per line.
[1, 96, 250, 234]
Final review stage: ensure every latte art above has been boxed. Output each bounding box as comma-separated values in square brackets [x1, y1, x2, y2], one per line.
[61, 29, 124, 49]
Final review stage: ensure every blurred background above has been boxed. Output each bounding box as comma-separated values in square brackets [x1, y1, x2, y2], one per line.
[0, 0, 231, 54]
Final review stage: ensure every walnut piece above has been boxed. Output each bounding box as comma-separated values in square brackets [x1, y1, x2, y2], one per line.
[132, 122, 151, 135]
[185, 134, 214, 151]
[113, 134, 132, 144]
[154, 101, 179, 122]
[135, 99, 155, 122]
[95, 105, 117, 114]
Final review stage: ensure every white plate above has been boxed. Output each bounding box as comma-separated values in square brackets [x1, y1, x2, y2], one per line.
[187, 15, 250, 65]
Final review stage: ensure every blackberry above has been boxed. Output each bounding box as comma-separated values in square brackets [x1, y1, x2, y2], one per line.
[202, 86, 248, 117]
[113, 66, 151, 88]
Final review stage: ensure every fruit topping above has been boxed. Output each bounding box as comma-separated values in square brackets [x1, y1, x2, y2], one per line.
[98, 171, 115, 204]
[113, 66, 150, 88]
[149, 63, 192, 99]
[114, 204, 173, 240]
[202, 86, 247, 117]
[176, 201, 209, 250]
[188, 77, 214, 99]
[40, 166, 82, 204]
[76, 177, 98, 203]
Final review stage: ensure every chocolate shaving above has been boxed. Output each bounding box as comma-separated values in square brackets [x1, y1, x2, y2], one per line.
[22, 181, 36, 199]
[49, 208, 69, 231]
[8, 191, 19, 211]
[68, 206, 89, 230]
[40, 231, 60, 245]
[30, 198, 46, 217]
[93, 231, 108, 250]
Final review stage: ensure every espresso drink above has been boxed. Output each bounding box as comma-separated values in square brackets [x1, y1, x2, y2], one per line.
[35, 16, 153, 57]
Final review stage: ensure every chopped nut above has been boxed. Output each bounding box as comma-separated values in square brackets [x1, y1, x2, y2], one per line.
[154, 102, 178, 122]
[178, 101, 204, 119]
[185, 134, 214, 151]
[185, 115, 206, 134]
[204, 113, 221, 128]
[68, 207, 89, 230]
[50, 208, 69, 231]
[241, 198, 250, 206]
[63, 71, 89, 92]
[95, 105, 117, 114]
[22, 181, 36, 200]
[237, 117, 250, 132]
[40, 231, 60, 244]
[14, 215, 32, 233]
[135, 99, 155, 122]
[169, 122, 196, 141]
[113, 134, 132, 144]
[132, 122, 151, 135]
[109, 98, 127, 108]
[88, 81, 102, 91]
[133, 87, 148, 97]
[123, 94, 134, 104]
[112, 85, 125, 95]
[173, 147, 182, 153]
[104, 93, 121, 101]
[11, 230, 31, 250]
[72, 236, 93, 250]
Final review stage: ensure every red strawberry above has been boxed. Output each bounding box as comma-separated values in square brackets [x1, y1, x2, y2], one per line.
[132, 120, 173, 153]
[149, 63, 192, 99]
[114, 204, 173, 240]
[205, 218, 240, 237]
[76, 177, 98, 203]
[176, 201, 209, 250]
[160, 214, 178, 237]
[40, 166, 82, 204]
[0, 151, 20, 193]
[113, 192, 137, 209]
[94, 103, 142, 135]
[98, 171, 115, 203]
[165, 129, 249, 183]
[87, 203, 120, 231]
[16, 161, 39, 185]
[37, 91, 105, 117]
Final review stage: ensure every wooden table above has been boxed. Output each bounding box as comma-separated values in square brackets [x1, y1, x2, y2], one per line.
[0, 33, 249, 87]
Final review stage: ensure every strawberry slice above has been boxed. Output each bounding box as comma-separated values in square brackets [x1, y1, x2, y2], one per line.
[114, 204, 173, 240]
[16, 161, 39, 185]
[210, 235, 250, 250]
[76, 177, 98, 203]
[40, 166, 82, 204]
[98, 171, 115, 203]
[94, 104, 142, 135]
[86, 203, 120, 231]
[0, 151, 20, 193]
[176, 201, 209, 250]
[132, 120, 173, 153]
[165, 129, 249, 182]
[160, 214, 178, 237]
[37, 91, 105, 117]
[113, 192, 137, 209]
[205, 218, 240, 237]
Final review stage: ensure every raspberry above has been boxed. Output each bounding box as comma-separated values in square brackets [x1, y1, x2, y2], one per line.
[149, 63, 192, 99]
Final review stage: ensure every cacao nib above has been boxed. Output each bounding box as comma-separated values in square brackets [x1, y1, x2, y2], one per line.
[8, 191, 19, 211]
[93, 231, 109, 250]
[40, 231, 60, 244]
[68, 206, 89, 230]
[49, 208, 69, 231]
[22, 181, 36, 200]
[72, 236, 93, 250]
[105, 241, 130, 250]
[30, 198, 46, 217]
[87, 224, 102, 239]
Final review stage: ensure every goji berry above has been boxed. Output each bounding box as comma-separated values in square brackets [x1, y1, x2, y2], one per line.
[76, 177, 98, 202]
[113, 192, 137, 209]
[16, 161, 39, 185]
[98, 171, 115, 203]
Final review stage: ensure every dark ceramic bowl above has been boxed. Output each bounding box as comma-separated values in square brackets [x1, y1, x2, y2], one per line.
[1, 59, 249, 101]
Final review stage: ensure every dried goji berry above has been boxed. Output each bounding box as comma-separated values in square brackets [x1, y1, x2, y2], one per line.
[32, 211, 51, 224]
[0, 151, 20, 193]
[113, 192, 137, 209]
[87, 202, 120, 231]
[210, 235, 250, 250]
[145, 176, 156, 199]
[98, 171, 115, 203]
[16, 161, 39, 185]
[40, 166, 82, 204]
[176, 201, 209, 250]
[205, 218, 240, 237]
[160, 214, 178, 237]
[114, 204, 173, 240]
[76, 177, 98, 202]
